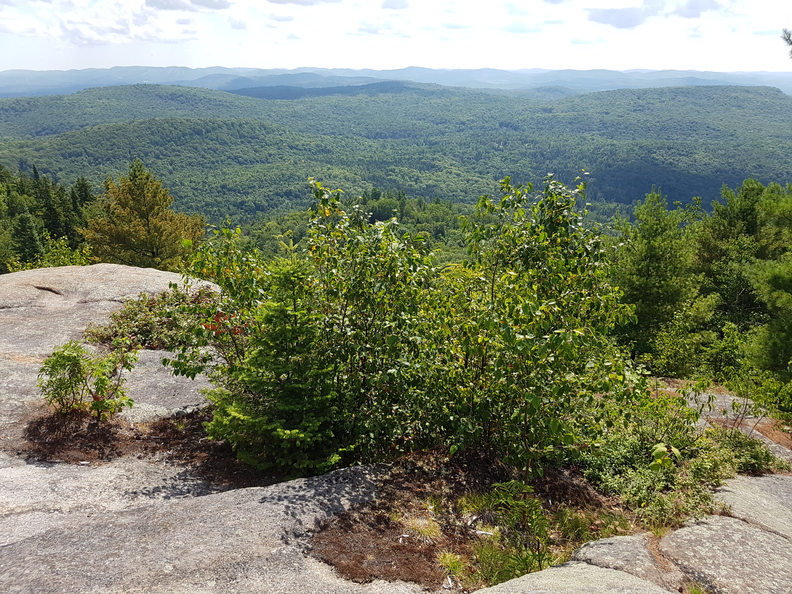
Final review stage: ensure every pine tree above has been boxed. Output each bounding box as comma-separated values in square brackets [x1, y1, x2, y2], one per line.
[11, 212, 44, 263]
[82, 160, 204, 271]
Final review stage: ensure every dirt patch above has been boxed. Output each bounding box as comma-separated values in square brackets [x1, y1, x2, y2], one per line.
[311, 448, 510, 591]
[310, 450, 632, 592]
[749, 418, 792, 451]
[310, 508, 451, 588]
[709, 417, 792, 453]
[4, 406, 283, 489]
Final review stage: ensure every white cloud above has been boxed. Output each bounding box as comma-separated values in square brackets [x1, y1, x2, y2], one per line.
[0, 0, 253, 47]
[3, 0, 792, 73]
[145, 0, 231, 10]
[571, 37, 605, 44]
[267, 0, 341, 5]
[672, 0, 720, 18]
[587, 0, 664, 29]
[503, 2, 528, 15]
[503, 22, 541, 34]
[358, 21, 392, 35]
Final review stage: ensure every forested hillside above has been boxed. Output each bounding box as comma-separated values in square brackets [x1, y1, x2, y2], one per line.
[0, 83, 790, 221]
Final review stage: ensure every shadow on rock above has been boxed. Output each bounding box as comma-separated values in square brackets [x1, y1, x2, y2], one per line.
[23, 409, 124, 462]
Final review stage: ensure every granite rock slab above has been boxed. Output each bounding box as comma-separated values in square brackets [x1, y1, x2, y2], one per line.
[0, 263, 212, 427]
[716, 474, 792, 541]
[572, 534, 684, 592]
[0, 465, 424, 594]
[659, 514, 792, 593]
[475, 561, 670, 594]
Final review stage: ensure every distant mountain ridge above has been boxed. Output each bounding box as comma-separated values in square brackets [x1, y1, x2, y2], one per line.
[2, 65, 792, 97]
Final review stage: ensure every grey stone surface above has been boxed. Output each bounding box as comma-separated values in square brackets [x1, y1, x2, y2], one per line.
[660, 514, 792, 593]
[0, 451, 221, 547]
[0, 465, 424, 594]
[0, 263, 211, 426]
[716, 474, 792, 540]
[571, 534, 684, 592]
[120, 350, 210, 422]
[475, 561, 670, 594]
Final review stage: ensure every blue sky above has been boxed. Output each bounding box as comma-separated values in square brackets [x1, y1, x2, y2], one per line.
[0, 0, 790, 72]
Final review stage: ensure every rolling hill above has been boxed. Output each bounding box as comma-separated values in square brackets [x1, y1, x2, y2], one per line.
[0, 82, 790, 221]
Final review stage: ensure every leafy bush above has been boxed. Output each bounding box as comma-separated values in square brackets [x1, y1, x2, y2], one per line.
[170, 189, 438, 473]
[85, 285, 218, 351]
[37, 341, 136, 423]
[706, 425, 789, 474]
[577, 387, 788, 529]
[441, 176, 634, 476]
[169, 177, 637, 476]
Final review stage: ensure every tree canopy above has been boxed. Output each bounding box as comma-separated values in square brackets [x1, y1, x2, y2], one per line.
[82, 159, 204, 271]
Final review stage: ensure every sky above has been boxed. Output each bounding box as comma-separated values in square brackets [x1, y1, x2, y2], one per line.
[0, 0, 791, 73]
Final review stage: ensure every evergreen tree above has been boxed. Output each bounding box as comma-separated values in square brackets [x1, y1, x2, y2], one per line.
[611, 190, 702, 356]
[11, 212, 44, 263]
[82, 159, 204, 271]
[70, 177, 94, 209]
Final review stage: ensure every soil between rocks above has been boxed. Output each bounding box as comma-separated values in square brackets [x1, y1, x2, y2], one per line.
[752, 419, 792, 450]
[310, 449, 626, 592]
[311, 448, 512, 591]
[4, 406, 283, 489]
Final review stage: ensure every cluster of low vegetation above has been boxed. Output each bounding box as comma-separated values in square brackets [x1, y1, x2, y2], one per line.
[30, 167, 792, 589]
[37, 340, 136, 425]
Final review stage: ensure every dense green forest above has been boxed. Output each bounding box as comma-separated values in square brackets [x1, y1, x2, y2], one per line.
[1, 83, 791, 221]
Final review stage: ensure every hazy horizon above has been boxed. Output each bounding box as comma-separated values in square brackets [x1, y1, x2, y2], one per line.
[1, 1, 790, 74]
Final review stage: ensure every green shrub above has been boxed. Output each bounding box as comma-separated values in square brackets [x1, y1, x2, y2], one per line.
[578, 391, 789, 530]
[38, 341, 136, 423]
[705, 425, 789, 474]
[169, 177, 636, 476]
[85, 285, 218, 351]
